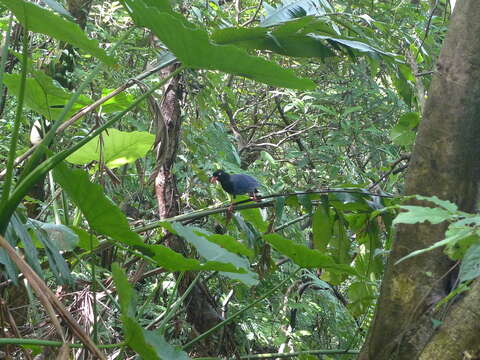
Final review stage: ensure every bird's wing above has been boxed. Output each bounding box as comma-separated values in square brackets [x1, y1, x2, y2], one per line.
[230, 174, 260, 194]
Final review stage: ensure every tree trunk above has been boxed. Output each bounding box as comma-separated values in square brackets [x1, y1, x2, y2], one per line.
[359, 1, 480, 359]
[153, 64, 238, 357]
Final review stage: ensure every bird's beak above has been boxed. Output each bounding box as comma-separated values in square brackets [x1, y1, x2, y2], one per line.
[210, 176, 218, 184]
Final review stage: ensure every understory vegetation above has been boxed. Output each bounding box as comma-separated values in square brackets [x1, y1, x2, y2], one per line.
[3, 1, 479, 359]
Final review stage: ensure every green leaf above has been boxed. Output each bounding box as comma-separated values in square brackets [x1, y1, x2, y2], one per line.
[297, 193, 312, 213]
[312, 205, 331, 251]
[122, 0, 315, 90]
[274, 196, 286, 224]
[1, 0, 113, 65]
[261, 0, 332, 27]
[390, 112, 420, 146]
[414, 195, 458, 212]
[143, 332, 191, 360]
[53, 163, 246, 273]
[201, 233, 254, 259]
[328, 191, 370, 211]
[394, 206, 452, 225]
[347, 281, 375, 317]
[8, 214, 43, 278]
[213, 25, 336, 58]
[444, 229, 480, 260]
[101, 89, 136, 113]
[66, 128, 155, 169]
[170, 223, 258, 286]
[392, 69, 413, 107]
[459, 243, 480, 283]
[29, 222, 73, 285]
[241, 206, 268, 233]
[71, 226, 100, 251]
[331, 216, 350, 265]
[112, 263, 137, 318]
[2, 216, 23, 283]
[28, 219, 79, 251]
[263, 233, 357, 275]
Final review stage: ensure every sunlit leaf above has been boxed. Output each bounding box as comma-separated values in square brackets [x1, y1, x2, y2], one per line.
[66, 128, 155, 169]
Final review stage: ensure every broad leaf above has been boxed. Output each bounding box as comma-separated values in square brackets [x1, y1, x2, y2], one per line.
[390, 112, 420, 146]
[241, 206, 268, 233]
[71, 226, 100, 251]
[66, 128, 155, 169]
[263, 233, 357, 275]
[459, 243, 480, 283]
[122, 0, 315, 90]
[312, 204, 331, 251]
[170, 223, 258, 286]
[213, 16, 392, 60]
[28, 220, 73, 285]
[261, 0, 333, 27]
[8, 214, 43, 278]
[200, 233, 254, 259]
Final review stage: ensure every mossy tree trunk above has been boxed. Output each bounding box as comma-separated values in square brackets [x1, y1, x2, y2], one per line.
[359, 1, 480, 359]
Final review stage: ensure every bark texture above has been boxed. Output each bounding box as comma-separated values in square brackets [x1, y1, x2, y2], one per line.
[359, 2, 480, 359]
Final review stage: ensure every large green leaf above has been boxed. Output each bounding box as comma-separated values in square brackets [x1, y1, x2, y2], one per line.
[66, 128, 155, 169]
[53, 163, 247, 273]
[1, 0, 113, 65]
[241, 206, 268, 233]
[122, 0, 315, 90]
[199, 233, 254, 259]
[263, 233, 357, 275]
[212, 25, 335, 58]
[212, 16, 392, 59]
[169, 223, 258, 286]
[112, 264, 191, 360]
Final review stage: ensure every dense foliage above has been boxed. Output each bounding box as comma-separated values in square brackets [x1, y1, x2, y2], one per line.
[0, 0, 454, 359]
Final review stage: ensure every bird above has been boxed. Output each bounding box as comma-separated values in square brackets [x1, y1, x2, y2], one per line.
[210, 170, 260, 201]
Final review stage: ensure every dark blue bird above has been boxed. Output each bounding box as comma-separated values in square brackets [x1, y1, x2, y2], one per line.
[210, 170, 260, 200]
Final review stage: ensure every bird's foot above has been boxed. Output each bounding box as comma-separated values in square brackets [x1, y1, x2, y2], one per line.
[226, 203, 234, 220]
[250, 193, 261, 202]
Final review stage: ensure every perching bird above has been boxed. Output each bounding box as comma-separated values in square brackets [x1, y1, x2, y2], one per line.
[210, 170, 260, 200]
